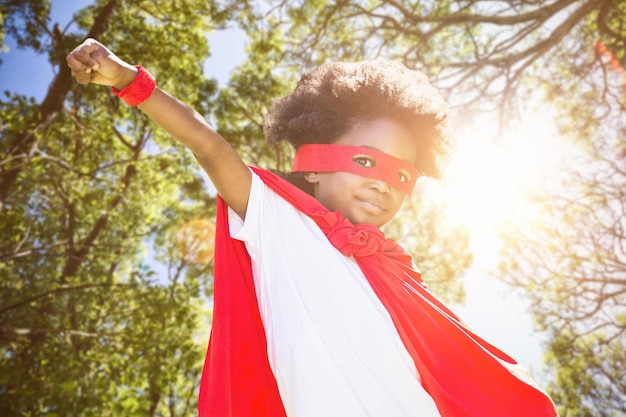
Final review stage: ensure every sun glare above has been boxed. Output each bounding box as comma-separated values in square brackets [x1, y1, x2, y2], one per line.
[428, 111, 572, 251]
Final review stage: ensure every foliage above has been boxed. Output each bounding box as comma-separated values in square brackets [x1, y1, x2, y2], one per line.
[498, 128, 626, 416]
[233, 0, 622, 123]
[494, 2, 625, 414]
[544, 331, 625, 417]
[0, 0, 238, 415]
[213, 20, 296, 172]
[0, 0, 52, 55]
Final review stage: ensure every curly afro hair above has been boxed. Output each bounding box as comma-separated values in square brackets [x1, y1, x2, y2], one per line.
[263, 58, 453, 178]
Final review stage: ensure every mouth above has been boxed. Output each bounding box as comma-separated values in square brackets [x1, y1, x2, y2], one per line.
[358, 199, 387, 214]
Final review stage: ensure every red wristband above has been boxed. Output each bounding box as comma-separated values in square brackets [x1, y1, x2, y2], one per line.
[111, 65, 156, 106]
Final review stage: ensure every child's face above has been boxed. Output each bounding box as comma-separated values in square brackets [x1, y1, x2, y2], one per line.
[304, 118, 417, 227]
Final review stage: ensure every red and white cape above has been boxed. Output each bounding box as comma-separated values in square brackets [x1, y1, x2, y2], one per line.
[198, 167, 558, 417]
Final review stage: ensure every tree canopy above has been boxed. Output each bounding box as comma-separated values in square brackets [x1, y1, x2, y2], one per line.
[234, 0, 623, 125]
[498, 100, 625, 416]
[3, 0, 624, 415]
[1, 0, 225, 414]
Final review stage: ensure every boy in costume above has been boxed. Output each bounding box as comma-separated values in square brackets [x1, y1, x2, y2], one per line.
[67, 38, 558, 417]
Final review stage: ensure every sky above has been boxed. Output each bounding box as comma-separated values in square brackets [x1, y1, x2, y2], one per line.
[1, 0, 551, 380]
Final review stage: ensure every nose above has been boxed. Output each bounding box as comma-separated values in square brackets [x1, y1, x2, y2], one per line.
[370, 179, 392, 195]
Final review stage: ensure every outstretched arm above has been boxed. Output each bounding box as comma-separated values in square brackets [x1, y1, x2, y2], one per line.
[66, 38, 251, 218]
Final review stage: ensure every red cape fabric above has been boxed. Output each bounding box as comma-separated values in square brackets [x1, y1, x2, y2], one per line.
[198, 167, 559, 417]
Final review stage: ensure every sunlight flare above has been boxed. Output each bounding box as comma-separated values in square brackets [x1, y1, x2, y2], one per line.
[430, 111, 573, 245]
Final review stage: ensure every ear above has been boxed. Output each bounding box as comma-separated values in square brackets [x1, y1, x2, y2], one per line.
[303, 172, 320, 184]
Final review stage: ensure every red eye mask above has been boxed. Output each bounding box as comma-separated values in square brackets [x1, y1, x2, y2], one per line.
[292, 144, 419, 195]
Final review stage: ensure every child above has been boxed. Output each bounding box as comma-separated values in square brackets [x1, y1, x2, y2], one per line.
[67, 39, 558, 417]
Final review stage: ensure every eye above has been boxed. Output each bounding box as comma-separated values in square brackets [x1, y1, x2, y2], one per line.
[398, 169, 411, 184]
[352, 155, 376, 168]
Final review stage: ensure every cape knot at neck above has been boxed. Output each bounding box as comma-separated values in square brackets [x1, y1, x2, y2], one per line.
[321, 212, 390, 257]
